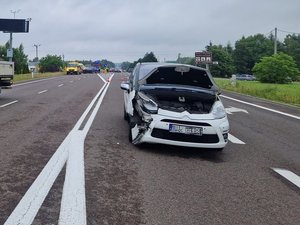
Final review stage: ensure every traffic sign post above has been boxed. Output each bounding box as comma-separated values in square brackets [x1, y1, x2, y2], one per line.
[195, 51, 212, 65]
[0, 18, 30, 62]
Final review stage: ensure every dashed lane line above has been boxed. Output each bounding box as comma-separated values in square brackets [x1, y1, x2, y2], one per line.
[58, 84, 64, 87]
[272, 168, 300, 188]
[38, 90, 48, 94]
[4, 74, 113, 225]
[0, 100, 18, 108]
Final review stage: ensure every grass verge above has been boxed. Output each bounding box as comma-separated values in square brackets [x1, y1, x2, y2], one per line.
[13, 72, 65, 83]
[215, 78, 300, 107]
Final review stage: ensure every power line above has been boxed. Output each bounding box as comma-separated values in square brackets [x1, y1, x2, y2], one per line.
[277, 28, 300, 36]
[265, 29, 275, 37]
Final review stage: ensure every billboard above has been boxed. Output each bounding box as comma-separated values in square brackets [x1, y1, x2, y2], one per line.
[0, 19, 30, 33]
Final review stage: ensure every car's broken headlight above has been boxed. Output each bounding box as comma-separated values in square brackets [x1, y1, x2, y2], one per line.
[137, 92, 158, 114]
[211, 101, 226, 119]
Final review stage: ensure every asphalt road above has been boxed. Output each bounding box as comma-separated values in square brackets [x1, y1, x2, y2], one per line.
[0, 73, 299, 225]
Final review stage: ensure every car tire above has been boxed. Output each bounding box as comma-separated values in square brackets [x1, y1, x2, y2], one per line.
[215, 148, 224, 152]
[123, 107, 128, 121]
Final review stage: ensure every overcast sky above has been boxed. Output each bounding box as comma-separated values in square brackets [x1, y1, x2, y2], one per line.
[1, 0, 299, 63]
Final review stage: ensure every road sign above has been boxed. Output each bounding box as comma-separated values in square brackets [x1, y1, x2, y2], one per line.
[0, 19, 30, 33]
[195, 51, 212, 65]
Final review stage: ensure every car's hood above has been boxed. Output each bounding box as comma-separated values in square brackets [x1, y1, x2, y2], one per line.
[138, 64, 219, 92]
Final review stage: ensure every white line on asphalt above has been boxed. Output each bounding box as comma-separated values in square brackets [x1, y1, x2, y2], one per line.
[70, 80, 74, 83]
[13, 77, 60, 87]
[272, 168, 300, 188]
[4, 74, 113, 225]
[38, 90, 48, 94]
[0, 100, 18, 108]
[59, 74, 113, 225]
[221, 95, 300, 120]
[58, 84, 64, 87]
[228, 133, 245, 144]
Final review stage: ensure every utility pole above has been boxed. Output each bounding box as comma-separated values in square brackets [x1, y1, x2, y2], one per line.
[33, 44, 41, 60]
[8, 9, 21, 62]
[274, 27, 278, 54]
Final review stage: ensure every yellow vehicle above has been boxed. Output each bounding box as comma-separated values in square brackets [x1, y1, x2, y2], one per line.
[65, 62, 83, 75]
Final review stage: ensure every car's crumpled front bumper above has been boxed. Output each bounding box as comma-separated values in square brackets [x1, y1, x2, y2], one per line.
[131, 108, 229, 149]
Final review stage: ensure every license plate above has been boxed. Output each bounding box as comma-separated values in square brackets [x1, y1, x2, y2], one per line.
[169, 124, 203, 136]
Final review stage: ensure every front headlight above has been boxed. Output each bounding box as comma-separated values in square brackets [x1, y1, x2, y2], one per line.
[211, 101, 226, 119]
[137, 92, 158, 114]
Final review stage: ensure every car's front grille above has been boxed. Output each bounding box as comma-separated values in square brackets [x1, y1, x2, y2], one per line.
[161, 119, 211, 127]
[151, 128, 219, 143]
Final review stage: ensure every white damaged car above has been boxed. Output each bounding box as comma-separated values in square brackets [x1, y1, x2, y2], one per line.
[121, 63, 229, 151]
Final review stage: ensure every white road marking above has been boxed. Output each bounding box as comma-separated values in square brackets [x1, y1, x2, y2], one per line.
[221, 95, 300, 120]
[4, 74, 113, 225]
[272, 168, 300, 188]
[228, 133, 245, 144]
[70, 80, 74, 83]
[0, 100, 18, 108]
[58, 84, 64, 87]
[59, 74, 112, 224]
[38, 90, 48, 94]
[226, 106, 248, 114]
[13, 77, 60, 87]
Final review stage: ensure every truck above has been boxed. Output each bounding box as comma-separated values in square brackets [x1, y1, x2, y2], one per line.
[0, 61, 14, 94]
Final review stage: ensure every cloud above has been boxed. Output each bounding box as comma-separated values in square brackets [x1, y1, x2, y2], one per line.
[1, 0, 299, 62]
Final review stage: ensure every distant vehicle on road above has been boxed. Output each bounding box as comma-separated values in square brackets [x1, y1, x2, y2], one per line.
[121, 62, 229, 151]
[65, 62, 83, 75]
[83, 66, 98, 74]
[0, 61, 14, 94]
[235, 74, 256, 81]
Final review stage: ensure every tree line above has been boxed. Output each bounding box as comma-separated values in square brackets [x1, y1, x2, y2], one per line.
[176, 33, 300, 83]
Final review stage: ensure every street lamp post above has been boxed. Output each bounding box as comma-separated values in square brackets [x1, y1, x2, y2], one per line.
[33, 44, 41, 60]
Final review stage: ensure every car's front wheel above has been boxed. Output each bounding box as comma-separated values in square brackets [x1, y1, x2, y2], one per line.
[123, 106, 128, 121]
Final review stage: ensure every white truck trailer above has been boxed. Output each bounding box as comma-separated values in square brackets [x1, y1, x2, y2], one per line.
[0, 61, 14, 93]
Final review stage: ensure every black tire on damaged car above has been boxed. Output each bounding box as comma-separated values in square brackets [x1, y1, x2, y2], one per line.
[123, 106, 129, 121]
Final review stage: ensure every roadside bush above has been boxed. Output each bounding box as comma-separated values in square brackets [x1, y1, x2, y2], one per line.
[252, 53, 300, 84]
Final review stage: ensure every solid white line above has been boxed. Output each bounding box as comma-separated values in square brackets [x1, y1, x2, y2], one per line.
[58, 84, 64, 87]
[13, 77, 60, 87]
[0, 100, 18, 108]
[228, 133, 245, 144]
[221, 95, 300, 120]
[59, 75, 112, 225]
[98, 73, 107, 83]
[4, 74, 113, 225]
[38, 90, 48, 94]
[272, 168, 300, 188]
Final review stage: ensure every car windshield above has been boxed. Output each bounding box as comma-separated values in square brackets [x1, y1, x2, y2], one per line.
[68, 63, 77, 67]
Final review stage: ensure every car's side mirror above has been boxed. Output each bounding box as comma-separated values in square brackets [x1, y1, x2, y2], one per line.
[120, 82, 130, 91]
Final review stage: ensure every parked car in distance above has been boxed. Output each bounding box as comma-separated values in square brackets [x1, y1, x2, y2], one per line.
[120, 62, 229, 151]
[235, 74, 256, 81]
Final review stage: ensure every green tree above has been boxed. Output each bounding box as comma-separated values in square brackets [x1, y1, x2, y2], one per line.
[39, 55, 64, 72]
[233, 34, 274, 74]
[121, 61, 131, 70]
[206, 44, 235, 77]
[0, 42, 29, 74]
[283, 34, 300, 68]
[252, 53, 299, 83]
[13, 44, 29, 74]
[129, 52, 158, 69]
[141, 52, 158, 62]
